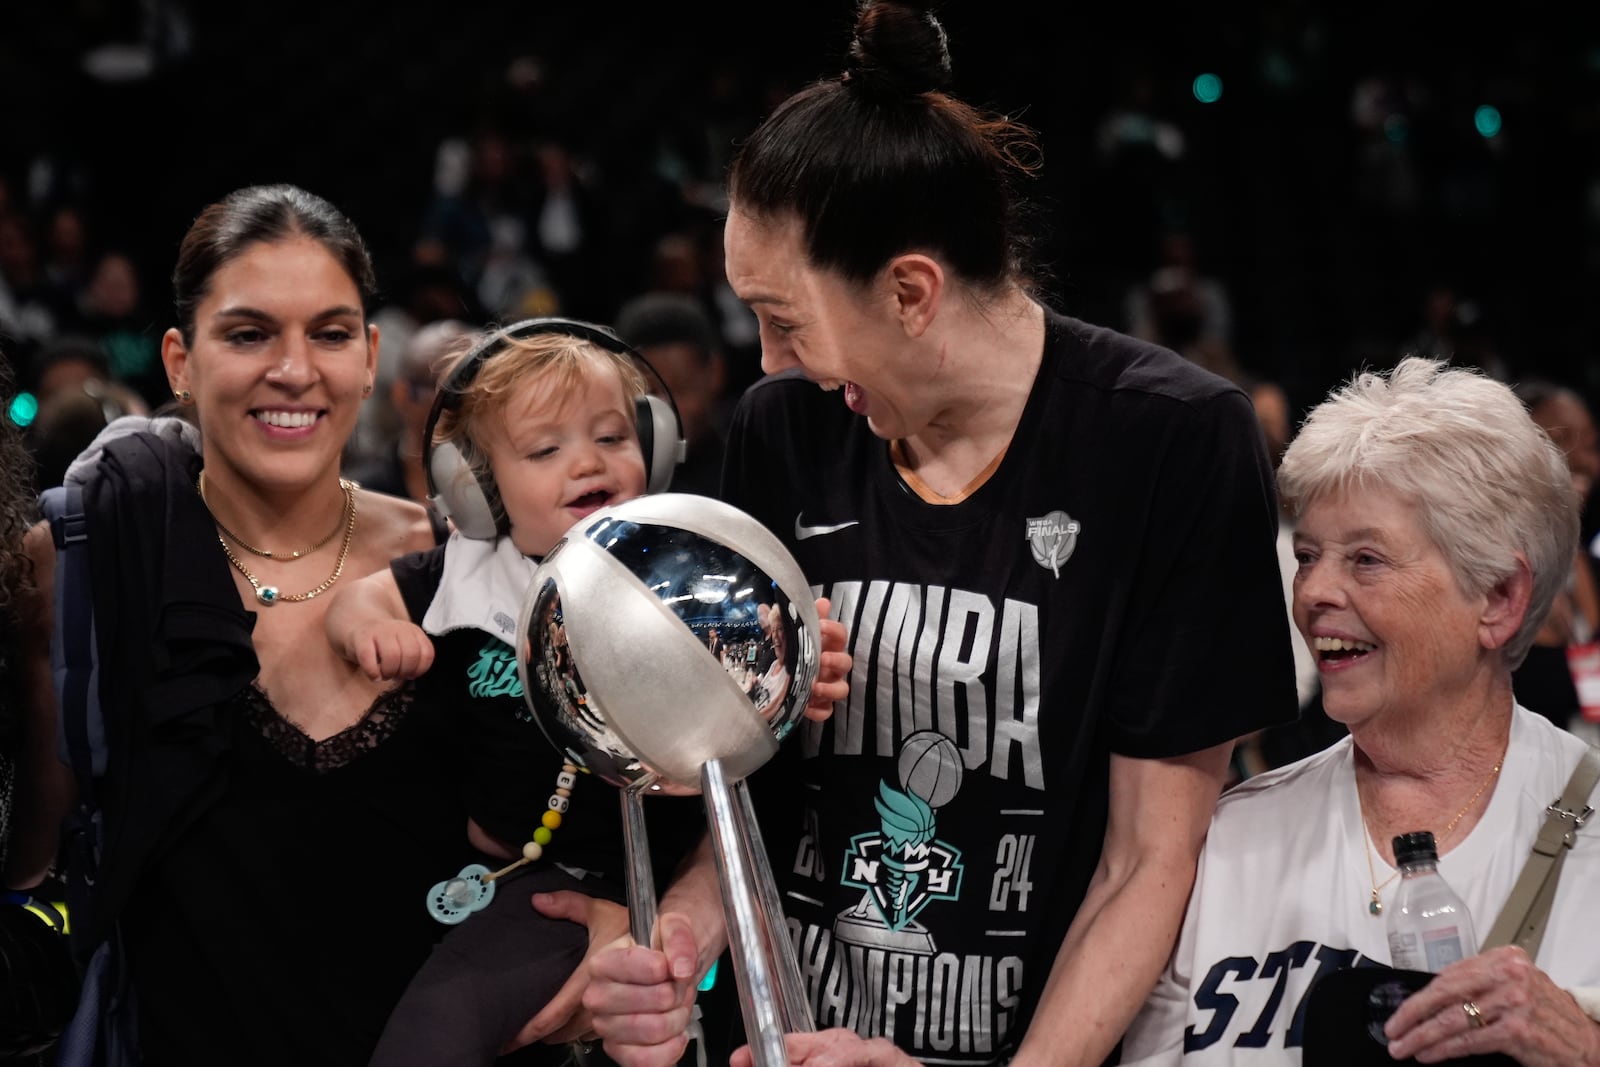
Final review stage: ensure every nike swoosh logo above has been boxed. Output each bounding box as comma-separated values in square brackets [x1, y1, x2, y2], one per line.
[794, 514, 861, 540]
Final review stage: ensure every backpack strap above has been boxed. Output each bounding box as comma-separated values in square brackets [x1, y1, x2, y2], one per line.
[41, 482, 107, 953]
[43, 484, 104, 807]
[40, 483, 142, 1065]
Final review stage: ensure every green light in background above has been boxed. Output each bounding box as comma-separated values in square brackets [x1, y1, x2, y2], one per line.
[1474, 105, 1503, 138]
[8, 392, 37, 428]
[1192, 73, 1223, 104]
[1384, 114, 1409, 144]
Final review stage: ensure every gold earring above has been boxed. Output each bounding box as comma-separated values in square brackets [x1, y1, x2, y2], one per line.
[176, 389, 193, 403]
[362, 383, 373, 397]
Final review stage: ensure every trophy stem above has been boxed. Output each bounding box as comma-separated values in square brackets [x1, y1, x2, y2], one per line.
[703, 758, 808, 1067]
[621, 789, 658, 947]
[732, 777, 814, 1033]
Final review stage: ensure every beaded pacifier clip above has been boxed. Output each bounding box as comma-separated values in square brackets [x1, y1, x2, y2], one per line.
[426, 761, 579, 924]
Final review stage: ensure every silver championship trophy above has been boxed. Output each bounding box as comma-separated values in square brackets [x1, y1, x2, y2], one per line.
[515, 493, 820, 1067]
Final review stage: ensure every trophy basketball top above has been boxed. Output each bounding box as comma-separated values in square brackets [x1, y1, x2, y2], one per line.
[516, 493, 822, 794]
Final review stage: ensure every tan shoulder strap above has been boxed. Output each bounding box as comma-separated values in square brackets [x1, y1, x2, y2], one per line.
[1481, 744, 1600, 958]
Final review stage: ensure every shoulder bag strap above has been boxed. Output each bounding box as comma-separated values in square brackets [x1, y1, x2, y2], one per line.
[1481, 744, 1600, 958]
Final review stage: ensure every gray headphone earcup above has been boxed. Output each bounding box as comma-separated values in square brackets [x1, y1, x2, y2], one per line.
[636, 393, 686, 495]
[427, 440, 501, 539]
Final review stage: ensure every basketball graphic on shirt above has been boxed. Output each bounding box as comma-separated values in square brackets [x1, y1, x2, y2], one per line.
[898, 730, 963, 808]
[837, 730, 968, 943]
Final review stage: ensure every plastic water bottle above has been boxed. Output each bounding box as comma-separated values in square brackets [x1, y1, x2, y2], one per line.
[1385, 830, 1477, 972]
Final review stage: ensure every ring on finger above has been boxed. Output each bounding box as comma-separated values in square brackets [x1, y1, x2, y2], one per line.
[1462, 1000, 1486, 1029]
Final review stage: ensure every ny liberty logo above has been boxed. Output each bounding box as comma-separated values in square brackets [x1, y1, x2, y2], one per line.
[841, 791, 964, 931]
[835, 732, 965, 949]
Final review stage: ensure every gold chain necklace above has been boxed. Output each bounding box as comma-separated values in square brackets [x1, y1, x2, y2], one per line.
[199, 470, 347, 560]
[1358, 756, 1502, 916]
[210, 480, 358, 605]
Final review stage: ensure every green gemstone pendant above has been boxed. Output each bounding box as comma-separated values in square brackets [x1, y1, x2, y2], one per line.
[256, 585, 280, 605]
[1369, 895, 1383, 916]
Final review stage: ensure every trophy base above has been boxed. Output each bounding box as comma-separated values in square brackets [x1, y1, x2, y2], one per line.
[832, 911, 936, 955]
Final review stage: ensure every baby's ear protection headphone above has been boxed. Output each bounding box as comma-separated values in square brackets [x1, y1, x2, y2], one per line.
[423, 317, 686, 540]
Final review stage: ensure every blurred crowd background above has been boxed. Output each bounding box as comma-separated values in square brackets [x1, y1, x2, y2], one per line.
[2, 0, 1598, 489]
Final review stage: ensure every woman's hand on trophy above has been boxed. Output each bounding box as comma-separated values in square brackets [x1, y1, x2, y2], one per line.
[806, 597, 852, 721]
[732, 1029, 920, 1067]
[583, 910, 705, 1067]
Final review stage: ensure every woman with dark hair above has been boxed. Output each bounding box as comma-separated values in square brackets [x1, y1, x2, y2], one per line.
[0, 354, 78, 1066]
[578, 4, 1298, 1066]
[0, 355, 43, 878]
[8, 184, 619, 1065]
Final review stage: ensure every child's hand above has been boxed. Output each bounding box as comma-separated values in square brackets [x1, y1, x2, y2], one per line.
[806, 596, 851, 721]
[350, 620, 436, 681]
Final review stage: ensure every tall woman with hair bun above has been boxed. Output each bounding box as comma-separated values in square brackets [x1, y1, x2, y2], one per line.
[580, 3, 1299, 1066]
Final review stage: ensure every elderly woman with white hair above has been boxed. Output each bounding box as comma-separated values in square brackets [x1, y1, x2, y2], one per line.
[1120, 357, 1600, 1067]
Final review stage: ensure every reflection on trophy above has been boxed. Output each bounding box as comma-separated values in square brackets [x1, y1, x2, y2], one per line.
[515, 493, 821, 1067]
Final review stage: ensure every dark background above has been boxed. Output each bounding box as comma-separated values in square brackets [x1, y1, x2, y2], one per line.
[3, 0, 1598, 419]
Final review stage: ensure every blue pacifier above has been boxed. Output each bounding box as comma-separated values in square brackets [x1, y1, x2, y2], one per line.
[426, 863, 497, 925]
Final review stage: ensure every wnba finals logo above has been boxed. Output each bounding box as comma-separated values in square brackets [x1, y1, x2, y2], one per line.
[1026, 510, 1080, 578]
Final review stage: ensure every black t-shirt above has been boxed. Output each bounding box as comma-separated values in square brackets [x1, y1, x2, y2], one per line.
[391, 546, 703, 886]
[721, 309, 1299, 1064]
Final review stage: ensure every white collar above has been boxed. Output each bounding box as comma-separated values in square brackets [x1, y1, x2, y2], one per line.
[421, 531, 539, 644]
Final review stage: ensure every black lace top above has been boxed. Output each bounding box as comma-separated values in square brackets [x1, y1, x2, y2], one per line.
[121, 681, 470, 1066]
[239, 682, 415, 774]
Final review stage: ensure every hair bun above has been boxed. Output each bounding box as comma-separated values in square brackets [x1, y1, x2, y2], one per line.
[845, 0, 953, 97]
